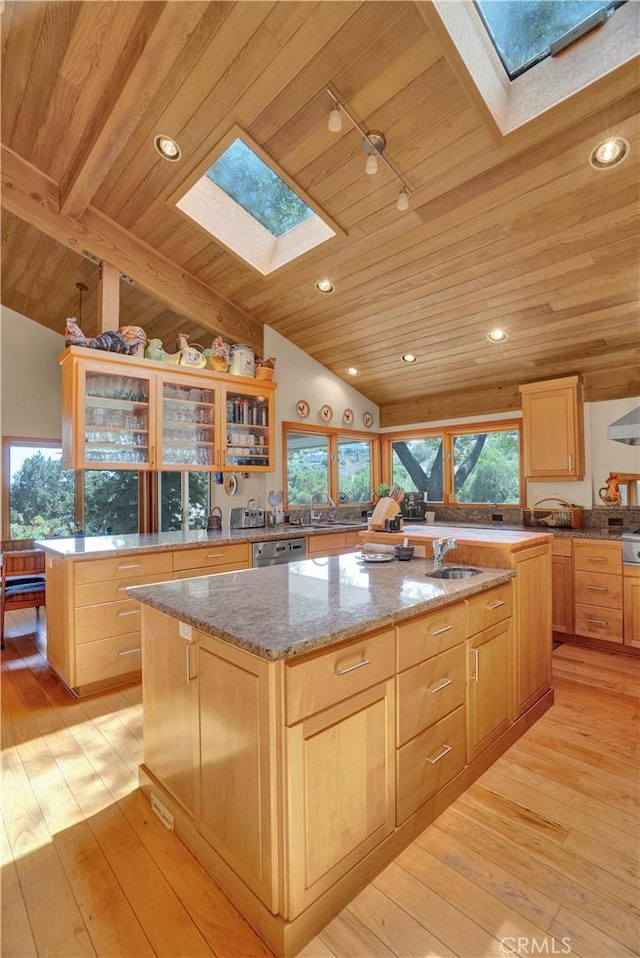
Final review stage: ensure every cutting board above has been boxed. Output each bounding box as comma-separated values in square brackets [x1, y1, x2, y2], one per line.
[368, 496, 401, 530]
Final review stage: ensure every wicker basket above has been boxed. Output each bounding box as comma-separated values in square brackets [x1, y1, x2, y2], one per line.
[522, 498, 583, 529]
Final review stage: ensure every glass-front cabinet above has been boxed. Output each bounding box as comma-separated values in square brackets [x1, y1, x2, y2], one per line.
[60, 347, 275, 473]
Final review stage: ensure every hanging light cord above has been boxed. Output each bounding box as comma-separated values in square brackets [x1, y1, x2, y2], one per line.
[326, 87, 411, 198]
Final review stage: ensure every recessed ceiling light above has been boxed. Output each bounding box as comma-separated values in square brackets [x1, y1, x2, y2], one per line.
[154, 134, 181, 161]
[401, 352, 417, 364]
[487, 329, 508, 343]
[589, 137, 629, 170]
[345, 367, 360, 376]
[314, 278, 335, 294]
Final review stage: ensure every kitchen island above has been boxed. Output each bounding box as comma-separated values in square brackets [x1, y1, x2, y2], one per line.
[128, 550, 553, 957]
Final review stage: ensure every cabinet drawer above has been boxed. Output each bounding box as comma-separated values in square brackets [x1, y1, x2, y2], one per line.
[574, 571, 622, 610]
[285, 628, 395, 725]
[173, 561, 250, 580]
[75, 572, 170, 607]
[307, 533, 349, 556]
[396, 705, 466, 825]
[573, 540, 622, 574]
[467, 583, 513, 636]
[75, 599, 142, 643]
[74, 552, 173, 585]
[551, 537, 572, 557]
[173, 543, 250, 573]
[397, 644, 465, 746]
[575, 603, 623, 642]
[75, 633, 142, 687]
[397, 602, 467, 671]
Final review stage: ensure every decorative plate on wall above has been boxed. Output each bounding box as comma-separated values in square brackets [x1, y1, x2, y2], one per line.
[296, 399, 310, 419]
[224, 473, 237, 496]
[362, 411, 373, 428]
[342, 408, 354, 425]
[320, 404, 333, 422]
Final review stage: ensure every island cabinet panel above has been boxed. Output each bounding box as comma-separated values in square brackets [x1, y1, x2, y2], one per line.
[467, 620, 512, 763]
[172, 542, 250, 577]
[519, 375, 584, 479]
[396, 603, 467, 672]
[284, 678, 396, 919]
[396, 705, 466, 825]
[198, 637, 276, 908]
[511, 547, 551, 717]
[141, 607, 199, 817]
[284, 627, 395, 725]
[623, 566, 640, 648]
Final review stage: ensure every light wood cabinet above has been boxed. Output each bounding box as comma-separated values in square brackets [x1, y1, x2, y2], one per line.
[573, 540, 623, 644]
[551, 538, 573, 633]
[519, 375, 584, 479]
[396, 706, 466, 825]
[172, 542, 251, 578]
[467, 601, 512, 763]
[623, 566, 640, 649]
[511, 545, 551, 715]
[306, 531, 361, 557]
[285, 677, 396, 917]
[141, 607, 199, 816]
[59, 345, 275, 473]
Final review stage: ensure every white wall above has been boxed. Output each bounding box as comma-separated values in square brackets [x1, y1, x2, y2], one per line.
[1, 306, 64, 439]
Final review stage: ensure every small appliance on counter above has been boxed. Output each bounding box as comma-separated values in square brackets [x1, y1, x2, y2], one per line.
[230, 505, 265, 529]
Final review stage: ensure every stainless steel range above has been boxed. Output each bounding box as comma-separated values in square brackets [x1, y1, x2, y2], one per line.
[621, 529, 640, 566]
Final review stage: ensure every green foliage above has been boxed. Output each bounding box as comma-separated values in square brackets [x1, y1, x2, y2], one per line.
[9, 453, 75, 538]
[84, 471, 140, 534]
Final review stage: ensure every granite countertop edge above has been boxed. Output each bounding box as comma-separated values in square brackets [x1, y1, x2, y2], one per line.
[128, 564, 515, 662]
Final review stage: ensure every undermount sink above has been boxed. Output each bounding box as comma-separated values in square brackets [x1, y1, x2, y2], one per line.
[426, 566, 481, 579]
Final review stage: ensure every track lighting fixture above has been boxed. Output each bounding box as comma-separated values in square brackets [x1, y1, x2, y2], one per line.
[326, 88, 411, 212]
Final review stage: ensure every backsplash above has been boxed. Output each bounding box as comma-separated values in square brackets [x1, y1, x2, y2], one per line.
[423, 505, 640, 531]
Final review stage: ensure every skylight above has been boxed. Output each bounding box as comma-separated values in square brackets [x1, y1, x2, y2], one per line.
[175, 130, 338, 275]
[475, 0, 625, 79]
[206, 139, 314, 238]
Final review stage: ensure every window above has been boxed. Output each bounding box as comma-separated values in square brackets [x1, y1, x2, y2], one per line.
[386, 422, 522, 506]
[475, 0, 625, 79]
[284, 424, 376, 510]
[175, 129, 338, 275]
[3, 439, 75, 539]
[84, 471, 141, 535]
[159, 471, 210, 531]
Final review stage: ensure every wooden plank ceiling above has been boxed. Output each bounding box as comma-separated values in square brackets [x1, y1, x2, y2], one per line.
[2, 0, 639, 424]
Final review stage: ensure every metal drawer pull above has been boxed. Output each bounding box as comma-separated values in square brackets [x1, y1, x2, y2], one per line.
[206, 553, 225, 559]
[335, 658, 371, 677]
[587, 556, 607, 562]
[471, 647, 479, 682]
[117, 563, 140, 570]
[586, 585, 608, 592]
[429, 678, 452, 694]
[117, 609, 140, 617]
[430, 625, 453, 636]
[116, 647, 141, 657]
[185, 643, 197, 684]
[486, 600, 506, 610]
[586, 617, 608, 626]
[427, 744, 452, 765]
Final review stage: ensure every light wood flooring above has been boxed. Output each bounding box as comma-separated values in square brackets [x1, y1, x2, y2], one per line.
[2, 611, 639, 958]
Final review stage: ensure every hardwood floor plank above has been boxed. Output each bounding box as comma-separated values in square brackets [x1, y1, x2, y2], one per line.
[549, 905, 639, 958]
[316, 907, 398, 958]
[1, 898, 38, 958]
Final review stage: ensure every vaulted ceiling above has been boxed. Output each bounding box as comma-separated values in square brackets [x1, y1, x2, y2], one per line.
[2, 0, 639, 425]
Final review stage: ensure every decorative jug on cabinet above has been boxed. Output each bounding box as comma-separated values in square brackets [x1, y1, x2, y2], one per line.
[598, 473, 621, 507]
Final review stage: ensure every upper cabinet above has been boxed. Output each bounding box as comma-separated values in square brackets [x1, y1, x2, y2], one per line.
[60, 346, 275, 473]
[519, 375, 585, 480]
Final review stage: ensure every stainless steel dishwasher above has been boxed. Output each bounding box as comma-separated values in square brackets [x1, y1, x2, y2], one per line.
[252, 538, 307, 567]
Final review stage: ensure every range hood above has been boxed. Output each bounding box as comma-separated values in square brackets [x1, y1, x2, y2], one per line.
[607, 406, 640, 446]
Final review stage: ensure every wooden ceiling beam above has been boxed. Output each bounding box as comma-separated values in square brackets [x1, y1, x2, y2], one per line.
[1, 145, 263, 351]
[59, 2, 210, 219]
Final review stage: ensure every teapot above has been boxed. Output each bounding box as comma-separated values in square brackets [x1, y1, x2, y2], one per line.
[207, 506, 223, 531]
[598, 473, 621, 507]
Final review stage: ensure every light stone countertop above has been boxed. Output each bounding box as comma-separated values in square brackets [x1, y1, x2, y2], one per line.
[127, 552, 514, 661]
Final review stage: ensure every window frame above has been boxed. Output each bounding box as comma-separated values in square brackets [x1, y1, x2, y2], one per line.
[382, 419, 524, 507]
[282, 421, 380, 512]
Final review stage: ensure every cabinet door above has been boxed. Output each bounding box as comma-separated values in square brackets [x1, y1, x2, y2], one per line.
[157, 372, 220, 470]
[552, 554, 574, 633]
[512, 545, 552, 717]
[623, 568, 640, 648]
[519, 377, 584, 479]
[467, 621, 512, 763]
[285, 679, 395, 919]
[223, 382, 274, 471]
[63, 357, 154, 469]
[141, 608, 199, 816]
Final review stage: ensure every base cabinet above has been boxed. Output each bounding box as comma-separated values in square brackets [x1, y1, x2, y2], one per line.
[467, 620, 512, 763]
[551, 538, 573, 633]
[573, 540, 623, 644]
[623, 566, 640, 648]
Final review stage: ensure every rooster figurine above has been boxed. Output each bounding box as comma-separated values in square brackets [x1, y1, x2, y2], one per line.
[204, 336, 230, 372]
[65, 318, 146, 356]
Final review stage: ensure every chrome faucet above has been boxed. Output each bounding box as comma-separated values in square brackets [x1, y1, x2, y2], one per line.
[432, 537, 457, 570]
[310, 492, 324, 523]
